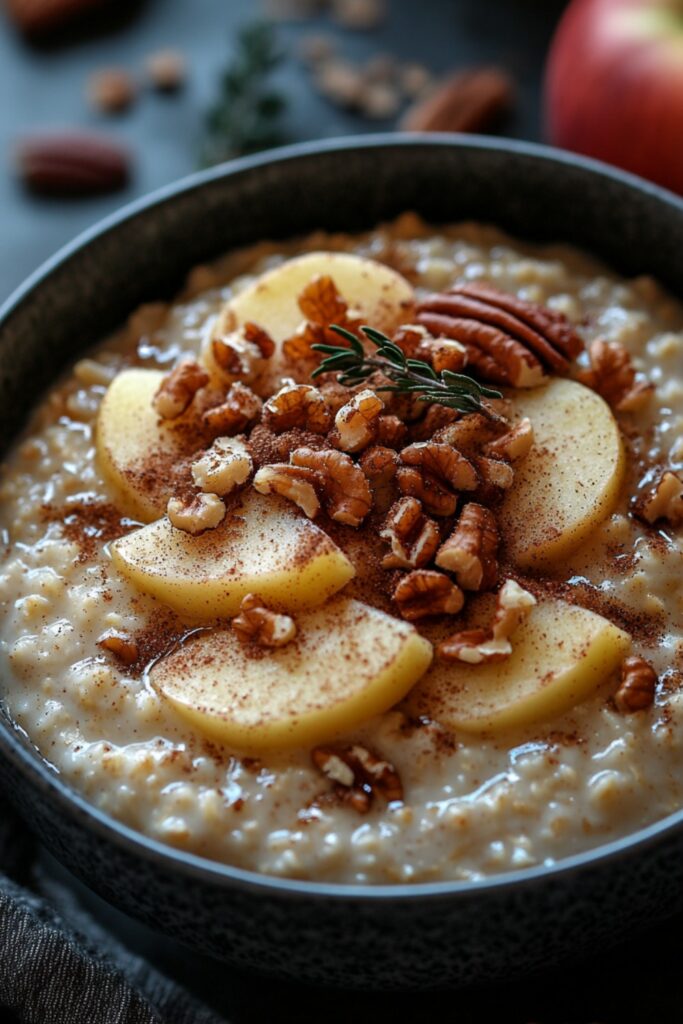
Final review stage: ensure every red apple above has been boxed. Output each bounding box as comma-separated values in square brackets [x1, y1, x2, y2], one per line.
[545, 0, 683, 193]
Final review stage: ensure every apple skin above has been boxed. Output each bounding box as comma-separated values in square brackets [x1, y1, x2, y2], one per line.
[545, 0, 683, 194]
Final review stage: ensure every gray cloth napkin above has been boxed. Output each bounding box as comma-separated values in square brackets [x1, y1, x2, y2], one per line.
[0, 799, 227, 1024]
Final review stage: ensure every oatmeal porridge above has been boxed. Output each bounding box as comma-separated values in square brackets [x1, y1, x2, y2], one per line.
[1, 211, 683, 885]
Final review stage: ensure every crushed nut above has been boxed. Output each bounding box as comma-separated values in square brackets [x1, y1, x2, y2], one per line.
[438, 579, 536, 663]
[97, 630, 139, 666]
[330, 388, 384, 452]
[380, 496, 440, 569]
[483, 417, 534, 462]
[472, 456, 514, 491]
[191, 437, 253, 496]
[436, 502, 499, 590]
[202, 381, 262, 436]
[614, 656, 657, 712]
[433, 412, 502, 456]
[634, 470, 683, 526]
[167, 492, 226, 534]
[291, 447, 372, 526]
[397, 441, 478, 516]
[153, 358, 209, 419]
[253, 464, 321, 519]
[232, 594, 296, 648]
[393, 569, 464, 620]
[359, 445, 398, 512]
[87, 68, 136, 114]
[579, 339, 653, 413]
[263, 381, 331, 434]
[376, 414, 408, 449]
[283, 275, 360, 361]
[311, 743, 402, 813]
[210, 320, 274, 383]
[145, 48, 187, 92]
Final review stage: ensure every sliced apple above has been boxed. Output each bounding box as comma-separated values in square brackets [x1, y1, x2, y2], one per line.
[96, 368, 214, 522]
[110, 490, 354, 617]
[499, 379, 625, 569]
[407, 598, 630, 734]
[150, 596, 433, 750]
[208, 251, 415, 389]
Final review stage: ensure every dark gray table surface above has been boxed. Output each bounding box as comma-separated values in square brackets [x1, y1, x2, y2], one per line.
[2, 0, 681, 1020]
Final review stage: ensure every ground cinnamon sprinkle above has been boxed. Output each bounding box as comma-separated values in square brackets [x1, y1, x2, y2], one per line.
[41, 495, 137, 562]
[128, 609, 189, 677]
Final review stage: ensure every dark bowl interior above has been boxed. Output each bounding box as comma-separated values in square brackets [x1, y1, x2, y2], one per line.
[2, 135, 683, 990]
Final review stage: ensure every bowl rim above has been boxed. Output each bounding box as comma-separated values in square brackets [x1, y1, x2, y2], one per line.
[2, 131, 683, 902]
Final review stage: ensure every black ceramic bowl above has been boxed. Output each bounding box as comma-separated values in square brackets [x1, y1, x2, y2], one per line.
[2, 136, 683, 991]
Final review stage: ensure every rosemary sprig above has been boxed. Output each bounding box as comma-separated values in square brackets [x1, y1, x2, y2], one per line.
[311, 325, 505, 421]
[202, 23, 287, 166]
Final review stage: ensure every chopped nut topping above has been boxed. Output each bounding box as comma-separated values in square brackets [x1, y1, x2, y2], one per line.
[97, 630, 139, 666]
[282, 275, 360, 362]
[210, 321, 274, 383]
[393, 569, 464, 621]
[263, 382, 332, 434]
[311, 743, 403, 813]
[438, 579, 536, 663]
[359, 445, 398, 486]
[232, 594, 297, 648]
[375, 414, 408, 449]
[483, 417, 534, 462]
[291, 447, 372, 526]
[434, 412, 502, 455]
[614, 656, 657, 713]
[397, 441, 478, 516]
[253, 464, 321, 519]
[436, 502, 499, 590]
[425, 337, 468, 373]
[380, 496, 440, 569]
[167, 492, 226, 534]
[634, 470, 683, 526]
[202, 381, 262, 436]
[191, 437, 253, 496]
[153, 358, 209, 419]
[579, 339, 653, 413]
[410, 403, 459, 442]
[472, 455, 514, 491]
[330, 388, 384, 452]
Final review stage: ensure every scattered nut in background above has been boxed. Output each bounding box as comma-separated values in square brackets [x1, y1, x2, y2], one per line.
[87, 67, 136, 114]
[145, 49, 187, 93]
[16, 131, 131, 196]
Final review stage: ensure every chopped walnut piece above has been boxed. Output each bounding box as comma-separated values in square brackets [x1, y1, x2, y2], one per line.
[97, 630, 139, 666]
[291, 447, 372, 526]
[634, 470, 683, 526]
[436, 503, 499, 590]
[393, 569, 464, 621]
[483, 417, 534, 462]
[376, 414, 408, 449]
[614, 656, 657, 712]
[232, 594, 296, 648]
[253, 464, 321, 519]
[410, 404, 460, 442]
[579, 339, 653, 413]
[424, 337, 468, 373]
[243, 320, 276, 358]
[397, 441, 478, 516]
[472, 456, 514, 491]
[311, 743, 403, 813]
[330, 388, 384, 453]
[191, 437, 253, 496]
[282, 275, 360, 362]
[153, 358, 209, 419]
[167, 492, 226, 534]
[263, 382, 332, 434]
[211, 321, 273, 383]
[202, 382, 262, 436]
[380, 496, 440, 569]
[433, 412, 502, 456]
[438, 579, 536, 663]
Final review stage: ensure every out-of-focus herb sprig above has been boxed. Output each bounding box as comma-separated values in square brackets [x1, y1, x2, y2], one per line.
[312, 324, 505, 421]
[203, 23, 288, 166]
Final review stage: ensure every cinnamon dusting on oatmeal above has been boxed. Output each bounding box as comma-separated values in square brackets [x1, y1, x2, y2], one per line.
[41, 496, 136, 562]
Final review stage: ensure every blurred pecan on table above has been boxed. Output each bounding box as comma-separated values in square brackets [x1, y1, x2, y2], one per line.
[16, 132, 130, 196]
[4, 0, 110, 34]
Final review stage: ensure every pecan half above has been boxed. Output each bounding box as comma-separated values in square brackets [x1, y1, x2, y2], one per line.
[291, 447, 372, 526]
[634, 471, 683, 526]
[393, 569, 464, 620]
[578, 339, 653, 413]
[253, 464, 322, 519]
[202, 381, 262, 436]
[263, 382, 331, 434]
[17, 130, 130, 195]
[380, 496, 440, 569]
[614, 656, 657, 713]
[400, 67, 514, 134]
[312, 744, 403, 812]
[330, 389, 384, 453]
[232, 594, 296, 648]
[436, 503, 499, 590]
[397, 441, 478, 516]
[416, 283, 583, 387]
[153, 358, 209, 419]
